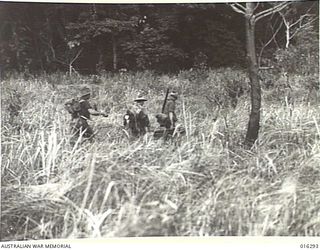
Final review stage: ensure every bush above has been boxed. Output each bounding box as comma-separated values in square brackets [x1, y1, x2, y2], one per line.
[273, 28, 319, 75]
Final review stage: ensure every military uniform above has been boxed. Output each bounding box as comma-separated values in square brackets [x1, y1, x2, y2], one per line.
[124, 97, 150, 137]
[68, 87, 105, 145]
[163, 94, 178, 128]
[156, 92, 178, 129]
[70, 98, 94, 139]
[154, 91, 187, 140]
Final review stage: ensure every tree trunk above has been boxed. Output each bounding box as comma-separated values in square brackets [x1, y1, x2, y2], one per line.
[280, 13, 290, 49]
[285, 22, 290, 49]
[111, 34, 118, 71]
[96, 42, 105, 73]
[244, 2, 261, 148]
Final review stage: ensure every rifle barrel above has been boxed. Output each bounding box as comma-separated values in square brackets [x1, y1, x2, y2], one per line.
[161, 88, 170, 113]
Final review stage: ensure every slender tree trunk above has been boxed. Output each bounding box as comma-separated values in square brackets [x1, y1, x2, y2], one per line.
[69, 64, 72, 76]
[244, 2, 261, 148]
[285, 22, 290, 49]
[280, 13, 291, 49]
[33, 36, 44, 71]
[111, 34, 118, 71]
[96, 40, 105, 73]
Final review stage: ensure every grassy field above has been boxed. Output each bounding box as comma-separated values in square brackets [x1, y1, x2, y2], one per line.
[1, 69, 319, 240]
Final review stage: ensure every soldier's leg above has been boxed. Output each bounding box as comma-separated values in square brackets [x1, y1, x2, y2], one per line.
[81, 120, 95, 142]
[70, 119, 81, 146]
[85, 125, 94, 139]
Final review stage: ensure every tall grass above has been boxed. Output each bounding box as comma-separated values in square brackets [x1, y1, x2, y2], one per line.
[1, 69, 319, 240]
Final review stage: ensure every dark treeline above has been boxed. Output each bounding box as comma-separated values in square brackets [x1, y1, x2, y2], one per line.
[0, 1, 318, 74]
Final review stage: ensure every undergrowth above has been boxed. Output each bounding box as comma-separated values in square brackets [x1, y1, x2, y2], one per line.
[1, 69, 319, 240]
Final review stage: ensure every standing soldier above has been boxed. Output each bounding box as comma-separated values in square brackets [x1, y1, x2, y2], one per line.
[65, 86, 108, 145]
[155, 91, 185, 139]
[163, 91, 178, 129]
[155, 91, 178, 130]
[123, 96, 150, 137]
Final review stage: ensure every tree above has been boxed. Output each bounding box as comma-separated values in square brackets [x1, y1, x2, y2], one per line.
[256, 1, 318, 68]
[66, 5, 140, 72]
[0, 3, 85, 74]
[278, 2, 318, 49]
[230, 2, 290, 148]
[2, 2, 316, 75]
[0, 3, 47, 73]
[121, 7, 187, 71]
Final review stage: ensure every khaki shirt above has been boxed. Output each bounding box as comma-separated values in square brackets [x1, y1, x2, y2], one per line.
[79, 99, 92, 120]
[163, 99, 177, 122]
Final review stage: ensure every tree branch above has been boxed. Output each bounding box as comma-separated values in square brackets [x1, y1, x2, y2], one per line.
[255, 2, 290, 22]
[39, 36, 67, 66]
[253, 2, 260, 14]
[258, 20, 283, 67]
[70, 48, 83, 64]
[229, 3, 246, 15]
[290, 16, 318, 39]
[233, 3, 246, 12]
[290, 14, 316, 28]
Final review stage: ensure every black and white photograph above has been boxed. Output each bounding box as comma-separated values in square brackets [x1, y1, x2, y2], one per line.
[0, 0, 319, 244]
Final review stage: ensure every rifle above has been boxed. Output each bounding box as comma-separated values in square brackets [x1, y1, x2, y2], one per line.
[161, 88, 170, 113]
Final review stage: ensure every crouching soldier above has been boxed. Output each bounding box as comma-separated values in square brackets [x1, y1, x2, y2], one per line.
[123, 96, 150, 137]
[65, 87, 108, 145]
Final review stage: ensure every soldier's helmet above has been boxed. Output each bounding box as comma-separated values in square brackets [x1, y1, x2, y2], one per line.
[80, 87, 91, 98]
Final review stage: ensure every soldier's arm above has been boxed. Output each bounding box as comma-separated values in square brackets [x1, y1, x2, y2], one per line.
[89, 108, 108, 117]
[145, 115, 151, 131]
[168, 112, 174, 129]
[86, 101, 108, 117]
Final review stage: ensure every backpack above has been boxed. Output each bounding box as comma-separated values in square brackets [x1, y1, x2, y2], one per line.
[65, 98, 81, 118]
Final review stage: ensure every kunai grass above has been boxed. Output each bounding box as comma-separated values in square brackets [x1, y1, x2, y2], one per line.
[1, 69, 319, 240]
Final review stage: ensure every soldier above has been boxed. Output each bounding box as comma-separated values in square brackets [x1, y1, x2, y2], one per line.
[65, 87, 108, 145]
[123, 96, 150, 137]
[163, 91, 178, 129]
[155, 91, 178, 130]
[154, 91, 185, 140]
